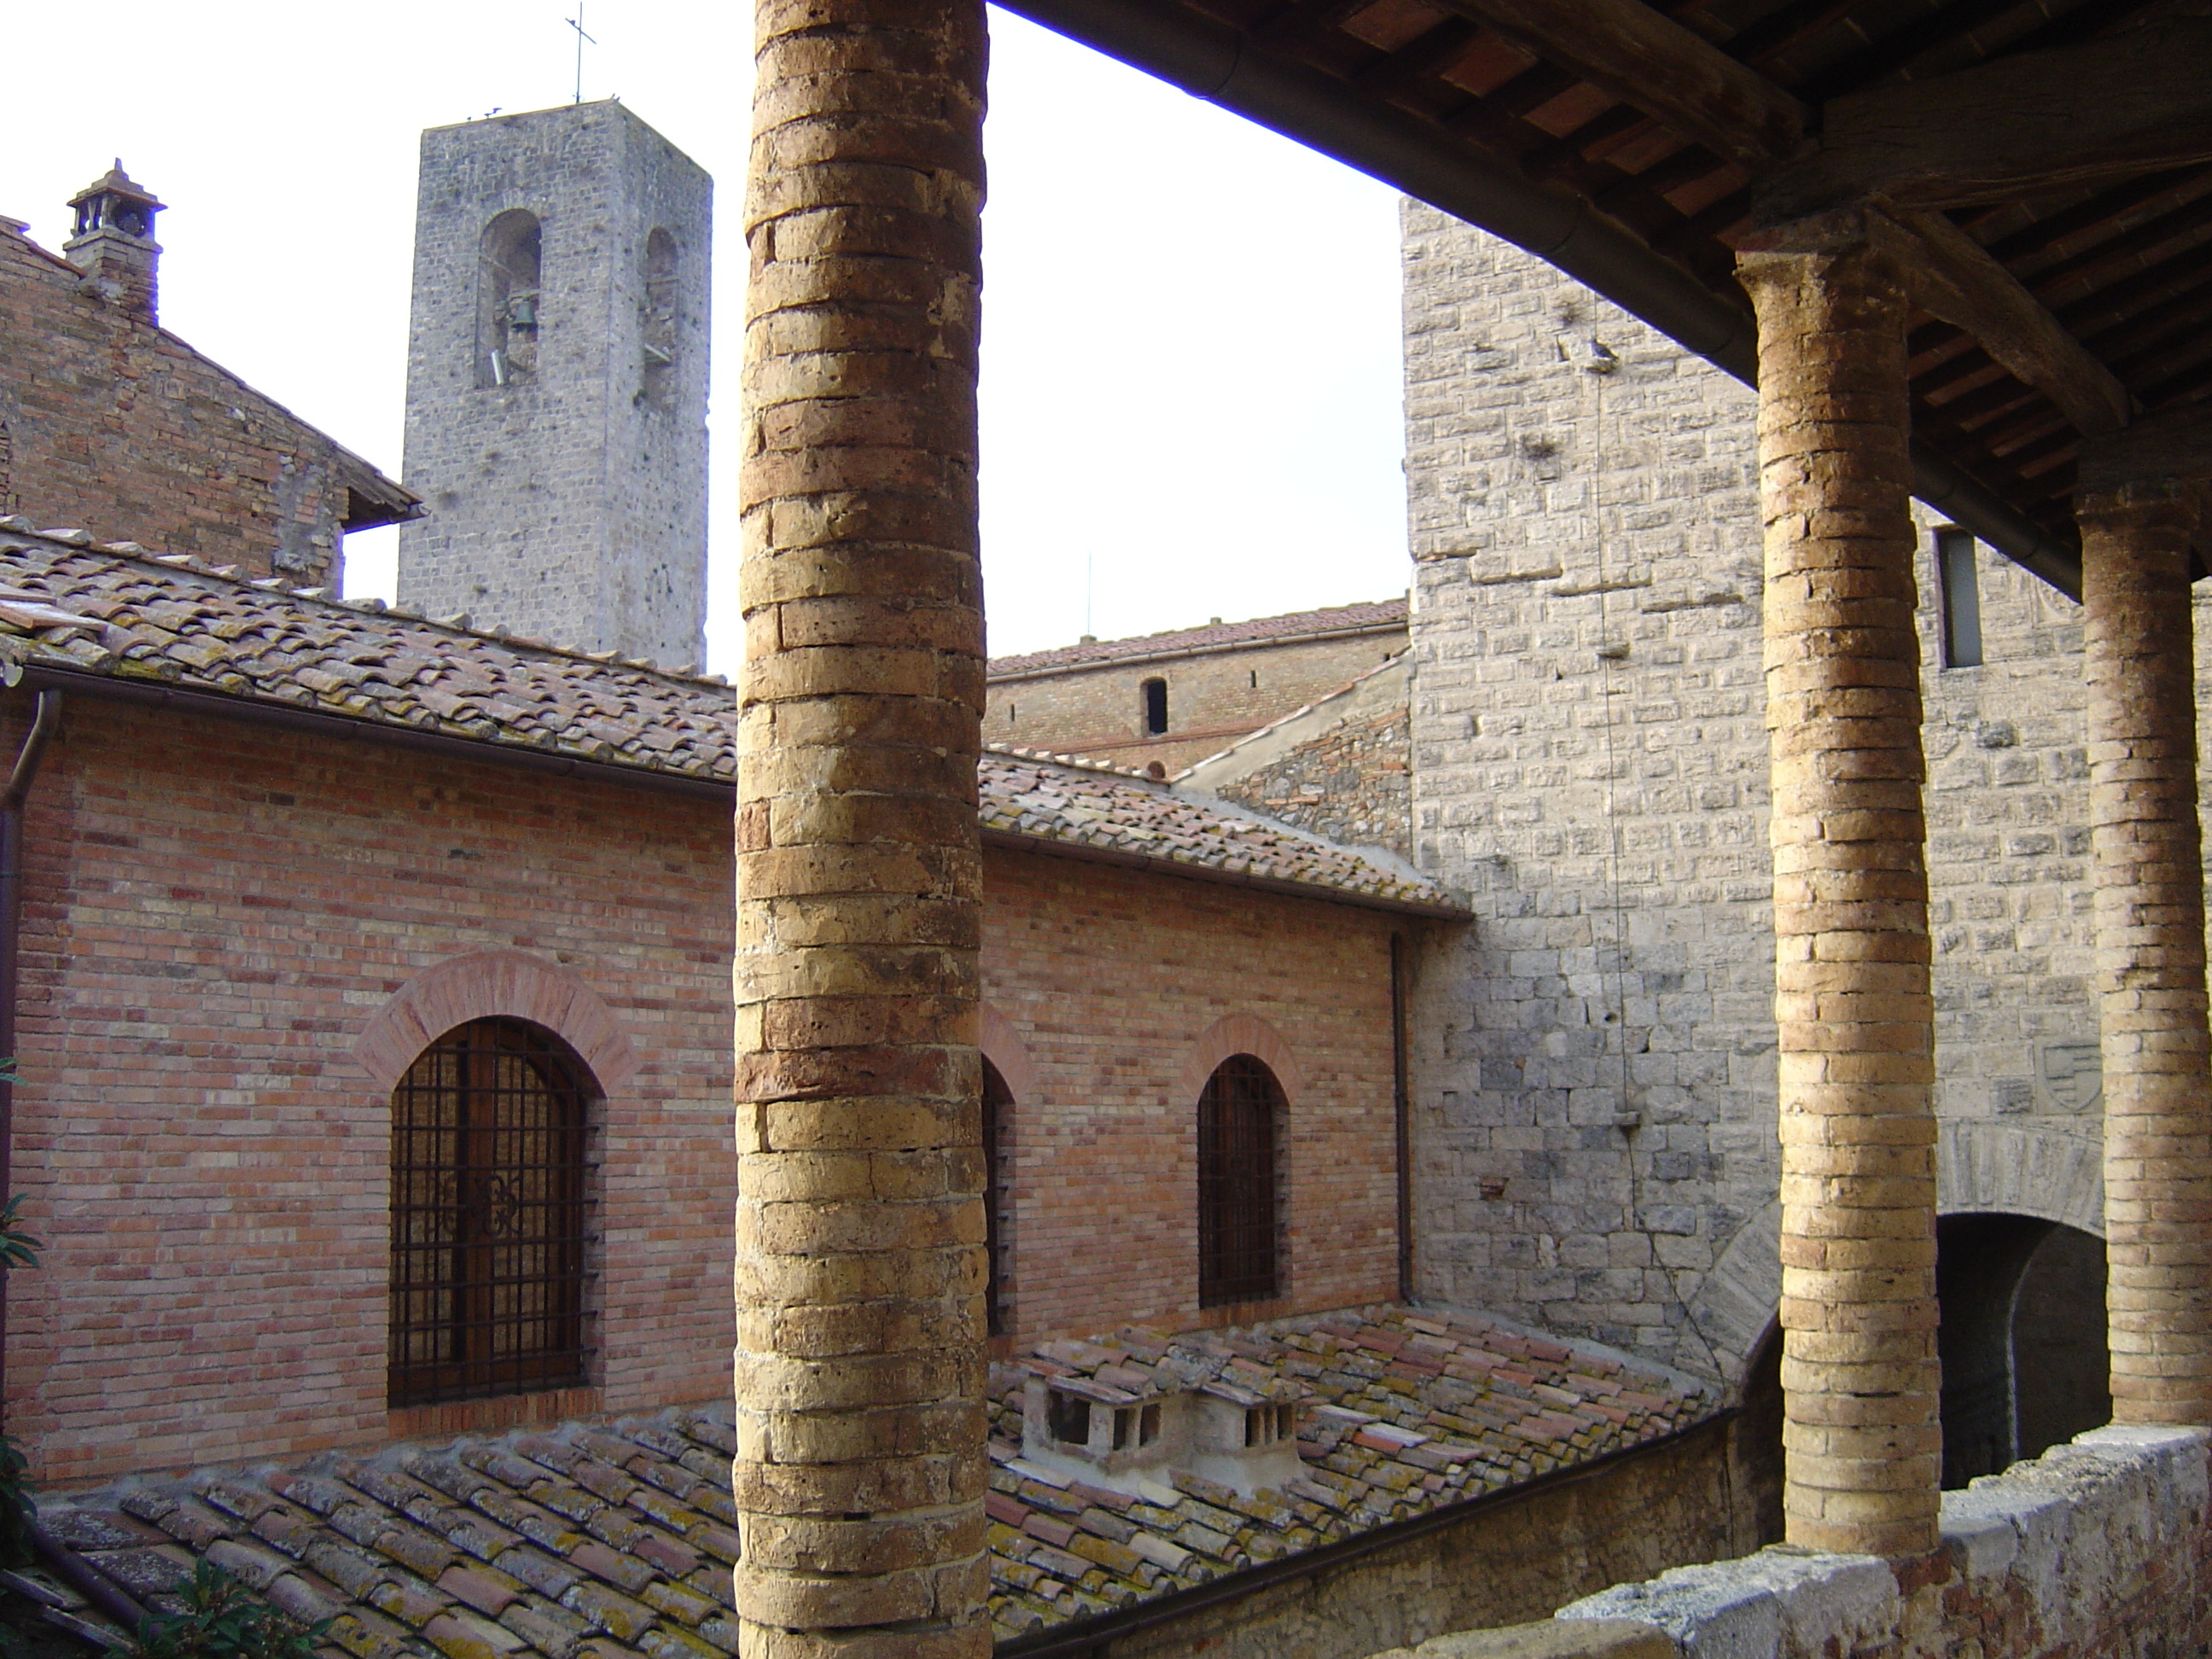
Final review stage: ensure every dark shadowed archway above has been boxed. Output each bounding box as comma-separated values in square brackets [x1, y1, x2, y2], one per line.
[1937, 1213, 2110, 1488]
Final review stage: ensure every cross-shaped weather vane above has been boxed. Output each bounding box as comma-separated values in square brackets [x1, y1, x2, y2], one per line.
[566, 3, 597, 104]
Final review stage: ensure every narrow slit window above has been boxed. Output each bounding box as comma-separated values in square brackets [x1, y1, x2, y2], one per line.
[389, 1018, 592, 1407]
[1939, 529, 1983, 669]
[983, 1059, 1013, 1336]
[1113, 1408, 1132, 1451]
[1139, 1403, 1161, 1445]
[1142, 677, 1169, 736]
[1197, 1053, 1285, 1307]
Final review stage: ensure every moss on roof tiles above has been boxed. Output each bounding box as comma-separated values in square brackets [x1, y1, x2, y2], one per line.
[28, 1310, 1708, 1656]
[0, 530, 1456, 915]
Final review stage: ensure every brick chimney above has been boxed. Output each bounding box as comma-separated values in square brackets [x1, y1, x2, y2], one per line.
[64, 161, 164, 322]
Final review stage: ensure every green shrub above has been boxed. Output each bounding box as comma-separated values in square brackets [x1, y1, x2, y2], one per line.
[134, 1564, 329, 1659]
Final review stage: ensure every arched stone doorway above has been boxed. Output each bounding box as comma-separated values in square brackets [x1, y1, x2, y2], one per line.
[1937, 1213, 2110, 1487]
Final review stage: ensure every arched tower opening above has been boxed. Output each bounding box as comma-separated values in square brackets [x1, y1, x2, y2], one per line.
[641, 228, 678, 409]
[476, 209, 543, 387]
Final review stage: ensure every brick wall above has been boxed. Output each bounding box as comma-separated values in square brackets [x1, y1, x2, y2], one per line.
[1398, 204, 2189, 1387]
[4, 692, 1412, 1484]
[987, 629, 1406, 774]
[982, 846, 1409, 1342]
[7, 696, 735, 1485]
[0, 230, 378, 584]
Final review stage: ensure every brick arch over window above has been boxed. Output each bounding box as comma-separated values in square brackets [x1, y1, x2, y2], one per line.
[1175, 1013, 1303, 1110]
[351, 950, 640, 1096]
[1686, 1122, 2105, 1400]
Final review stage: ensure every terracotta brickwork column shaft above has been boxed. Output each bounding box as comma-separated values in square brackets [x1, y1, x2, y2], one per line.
[733, 0, 990, 1651]
[2081, 480, 2212, 1425]
[1738, 211, 1941, 1557]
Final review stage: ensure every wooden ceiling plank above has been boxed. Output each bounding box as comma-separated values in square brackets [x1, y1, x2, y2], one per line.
[1785, 12, 2212, 208]
[2027, 191, 2212, 298]
[1985, 166, 2209, 264]
[1894, 207, 2133, 434]
[1426, 0, 1808, 168]
[1798, 0, 2042, 104]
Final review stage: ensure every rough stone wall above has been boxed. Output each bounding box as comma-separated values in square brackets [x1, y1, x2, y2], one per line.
[1399, 203, 2197, 1388]
[982, 847, 1407, 1342]
[1068, 1416, 1746, 1659]
[397, 102, 710, 668]
[0, 227, 365, 583]
[1401, 203, 1773, 1379]
[1196, 661, 1413, 863]
[987, 627, 1406, 773]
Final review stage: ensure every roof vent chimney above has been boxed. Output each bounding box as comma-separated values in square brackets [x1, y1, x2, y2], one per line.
[65, 161, 164, 323]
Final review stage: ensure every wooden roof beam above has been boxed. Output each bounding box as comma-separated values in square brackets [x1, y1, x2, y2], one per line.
[1773, 9, 2212, 212]
[1898, 208, 2133, 435]
[1427, 0, 2133, 435]
[1426, 0, 1806, 169]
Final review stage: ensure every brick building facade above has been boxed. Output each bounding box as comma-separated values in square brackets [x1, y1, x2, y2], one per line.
[0, 527, 1451, 1489]
[0, 172, 414, 585]
[987, 599, 1407, 773]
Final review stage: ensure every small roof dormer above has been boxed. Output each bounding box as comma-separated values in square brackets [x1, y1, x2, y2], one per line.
[64, 161, 165, 322]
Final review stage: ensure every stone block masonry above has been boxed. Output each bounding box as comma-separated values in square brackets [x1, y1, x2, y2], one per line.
[397, 102, 710, 668]
[1400, 201, 2212, 1393]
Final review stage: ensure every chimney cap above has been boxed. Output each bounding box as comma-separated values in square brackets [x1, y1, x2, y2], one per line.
[68, 160, 164, 214]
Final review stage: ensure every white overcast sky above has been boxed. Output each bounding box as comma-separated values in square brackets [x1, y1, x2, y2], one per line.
[6, 3, 1408, 672]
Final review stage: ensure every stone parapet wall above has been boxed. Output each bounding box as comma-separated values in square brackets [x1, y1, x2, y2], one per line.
[1528, 1425, 2212, 1658]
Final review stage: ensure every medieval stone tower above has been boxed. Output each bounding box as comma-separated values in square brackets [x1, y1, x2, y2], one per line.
[397, 102, 710, 667]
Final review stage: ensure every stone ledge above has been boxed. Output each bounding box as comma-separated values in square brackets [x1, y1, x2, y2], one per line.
[1403, 1423, 2212, 1659]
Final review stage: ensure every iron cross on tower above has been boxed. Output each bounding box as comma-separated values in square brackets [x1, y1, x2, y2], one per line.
[566, 3, 597, 103]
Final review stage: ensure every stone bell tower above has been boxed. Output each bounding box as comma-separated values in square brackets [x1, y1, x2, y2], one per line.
[397, 102, 711, 668]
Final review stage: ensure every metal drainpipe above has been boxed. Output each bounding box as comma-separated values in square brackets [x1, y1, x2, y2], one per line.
[0, 686, 62, 1438]
[1391, 932, 1413, 1301]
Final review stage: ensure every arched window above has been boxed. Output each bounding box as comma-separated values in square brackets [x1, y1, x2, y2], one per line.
[983, 1059, 1015, 1336]
[1197, 1053, 1284, 1306]
[1141, 678, 1169, 736]
[389, 1018, 593, 1406]
[477, 210, 543, 387]
[640, 228, 678, 409]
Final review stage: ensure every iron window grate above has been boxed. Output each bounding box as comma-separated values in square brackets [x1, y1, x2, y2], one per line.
[389, 1018, 593, 1407]
[1198, 1053, 1284, 1307]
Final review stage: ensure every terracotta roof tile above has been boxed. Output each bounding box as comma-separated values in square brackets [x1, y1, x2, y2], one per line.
[28, 1311, 1708, 1655]
[987, 597, 1406, 678]
[0, 528, 1454, 917]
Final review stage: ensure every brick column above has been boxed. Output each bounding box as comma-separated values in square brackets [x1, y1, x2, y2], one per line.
[2079, 473, 2212, 1427]
[733, 0, 990, 1652]
[1738, 211, 1940, 1558]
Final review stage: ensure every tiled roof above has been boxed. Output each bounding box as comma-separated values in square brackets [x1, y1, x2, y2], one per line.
[32, 1406, 746, 1659]
[980, 746, 1459, 916]
[21, 1308, 1709, 1657]
[0, 527, 1451, 914]
[0, 524, 735, 784]
[987, 598, 1407, 678]
[983, 1305, 1711, 1643]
